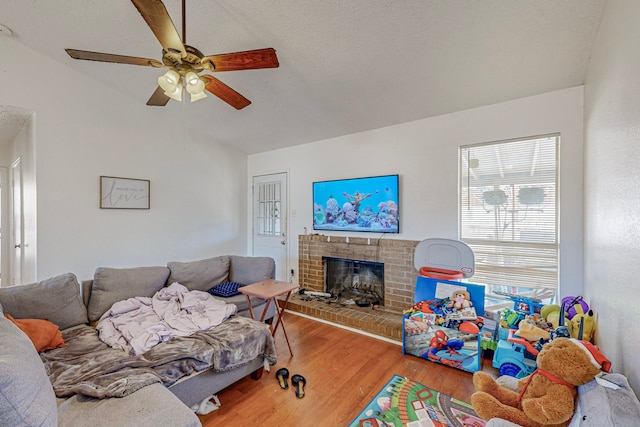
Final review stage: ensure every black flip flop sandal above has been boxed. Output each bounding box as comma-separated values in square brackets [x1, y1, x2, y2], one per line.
[275, 368, 289, 390]
[291, 374, 306, 398]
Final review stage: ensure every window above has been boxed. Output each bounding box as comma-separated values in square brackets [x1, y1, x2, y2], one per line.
[256, 181, 282, 236]
[459, 135, 558, 302]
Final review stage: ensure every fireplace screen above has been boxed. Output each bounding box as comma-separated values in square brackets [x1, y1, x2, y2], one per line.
[323, 257, 384, 305]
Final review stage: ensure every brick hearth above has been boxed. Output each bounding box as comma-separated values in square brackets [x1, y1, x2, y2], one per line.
[288, 235, 421, 341]
[285, 292, 404, 341]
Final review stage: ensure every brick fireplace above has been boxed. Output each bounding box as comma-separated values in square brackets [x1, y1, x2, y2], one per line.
[324, 256, 385, 305]
[297, 235, 419, 313]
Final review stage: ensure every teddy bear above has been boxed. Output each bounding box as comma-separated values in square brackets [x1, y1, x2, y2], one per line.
[471, 338, 611, 427]
[452, 290, 472, 309]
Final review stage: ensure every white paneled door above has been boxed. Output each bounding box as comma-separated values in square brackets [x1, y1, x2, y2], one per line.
[10, 158, 22, 286]
[252, 173, 288, 281]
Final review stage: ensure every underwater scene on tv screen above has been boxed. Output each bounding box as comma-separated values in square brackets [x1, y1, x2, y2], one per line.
[313, 174, 399, 233]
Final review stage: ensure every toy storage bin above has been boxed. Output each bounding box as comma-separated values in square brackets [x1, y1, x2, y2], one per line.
[402, 276, 486, 373]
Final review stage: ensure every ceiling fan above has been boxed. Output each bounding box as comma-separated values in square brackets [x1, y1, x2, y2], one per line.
[65, 0, 279, 110]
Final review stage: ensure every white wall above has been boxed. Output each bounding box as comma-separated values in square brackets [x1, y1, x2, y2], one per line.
[249, 87, 585, 297]
[0, 37, 249, 281]
[584, 0, 640, 392]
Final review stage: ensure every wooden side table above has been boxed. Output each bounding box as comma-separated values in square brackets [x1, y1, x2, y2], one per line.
[239, 279, 299, 356]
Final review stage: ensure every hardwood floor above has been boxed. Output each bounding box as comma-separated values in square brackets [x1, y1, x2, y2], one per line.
[199, 313, 497, 427]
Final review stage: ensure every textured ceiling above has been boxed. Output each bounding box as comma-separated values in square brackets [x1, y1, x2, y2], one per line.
[0, 0, 608, 154]
[0, 105, 31, 145]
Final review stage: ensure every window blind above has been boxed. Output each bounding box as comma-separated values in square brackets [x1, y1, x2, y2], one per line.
[459, 135, 559, 297]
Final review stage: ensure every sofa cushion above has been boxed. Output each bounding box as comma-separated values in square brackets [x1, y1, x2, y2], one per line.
[0, 316, 58, 426]
[209, 281, 242, 297]
[167, 256, 230, 292]
[229, 255, 275, 285]
[5, 314, 65, 352]
[0, 273, 88, 330]
[88, 266, 170, 322]
[220, 293, 266, 313]
[56, 383, 201, 427]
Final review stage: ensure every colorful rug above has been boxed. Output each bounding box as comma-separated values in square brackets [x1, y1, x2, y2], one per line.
[348, 375, 486, 427]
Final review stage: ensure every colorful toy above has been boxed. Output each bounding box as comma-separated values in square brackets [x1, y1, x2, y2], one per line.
[570, 309, 596, 342]
[500, 308, 524, 329]
[516, 320, 550, 342]
[472, 338, 611, 427]
[403, 276, 485, 373]
[492, 329, 538, 378]
[494, 292, 544, 315]
[561, 295, 589, 320]
[423, 329, 465, 368]
[540, 304, 572, 332]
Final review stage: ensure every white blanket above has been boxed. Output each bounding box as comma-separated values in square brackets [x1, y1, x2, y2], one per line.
[97, 282, 237, 355]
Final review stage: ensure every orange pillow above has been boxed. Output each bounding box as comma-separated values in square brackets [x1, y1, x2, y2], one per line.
[5, 314, 66, 352]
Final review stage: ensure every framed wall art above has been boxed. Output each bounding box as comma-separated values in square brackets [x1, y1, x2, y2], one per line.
[100, 176, 150, 209]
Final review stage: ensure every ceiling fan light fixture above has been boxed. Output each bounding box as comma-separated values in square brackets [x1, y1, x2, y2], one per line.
[158, 69, 181, 91]
[64, 0, 279, 109]
[186, 73, 205, 92]
[185, 71, 207, 102]
[158, 69, 183, 101]
[185, 71, 199, 85]
[164, 85, 183, 102]
[189, 90, 207, 102]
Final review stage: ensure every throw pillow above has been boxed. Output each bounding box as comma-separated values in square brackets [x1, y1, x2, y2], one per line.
[87, 266, 170, 322]
[209, 281, 243, 297]
[0, 273, 88, 330]
[5, 314, 65, 352]
[167, 256, 230, 292]
[229, 256, 275, 285]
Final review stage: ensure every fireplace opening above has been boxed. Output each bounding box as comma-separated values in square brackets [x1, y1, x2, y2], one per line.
[323, 257, 384, 306]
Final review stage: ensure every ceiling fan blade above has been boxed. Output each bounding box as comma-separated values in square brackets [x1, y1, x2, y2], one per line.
[66, 49, 162, 67]
[131, 0, 186, 59]
[202, 75, 251, 110]
[203, 48, 279, 72]
[146, 86, 171, 106]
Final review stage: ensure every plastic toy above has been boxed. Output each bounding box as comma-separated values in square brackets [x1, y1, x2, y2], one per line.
[492, 329, 538, 378]
[500, 308, 524, 329]
[561, 295, 589, 319]
[493, 291, 544, 315]
[403, 276, 485, 373]
[424, 329, 465, 368]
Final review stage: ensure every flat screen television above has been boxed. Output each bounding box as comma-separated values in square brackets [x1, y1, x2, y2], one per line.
[313, 174, 399, 233]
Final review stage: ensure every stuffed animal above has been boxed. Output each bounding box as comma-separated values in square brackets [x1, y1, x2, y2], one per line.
[541, 304, 573, 333]
[452, 290, 472, 309]
[516, 319, 550, 342]
[471, 338, 611, 427]
[570, 309, 596, 342]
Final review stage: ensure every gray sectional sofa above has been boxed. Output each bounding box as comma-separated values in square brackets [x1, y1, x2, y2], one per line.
[0, 255, 278, 427]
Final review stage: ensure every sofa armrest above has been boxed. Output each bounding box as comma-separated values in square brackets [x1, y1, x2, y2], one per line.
[485, 373, 640, 427]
